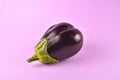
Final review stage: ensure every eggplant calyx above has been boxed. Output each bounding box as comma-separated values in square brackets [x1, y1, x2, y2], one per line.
[27, 38, 59, 64]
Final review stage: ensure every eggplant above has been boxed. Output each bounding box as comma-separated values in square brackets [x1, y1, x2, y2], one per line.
[27, 22, 83, 64]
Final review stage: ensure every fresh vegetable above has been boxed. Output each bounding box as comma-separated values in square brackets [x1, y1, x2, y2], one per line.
[27, 22, 83, 64]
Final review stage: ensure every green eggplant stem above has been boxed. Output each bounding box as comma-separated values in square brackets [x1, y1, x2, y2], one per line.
[27, 55, 38, 62]
[27, 38, 59, 64]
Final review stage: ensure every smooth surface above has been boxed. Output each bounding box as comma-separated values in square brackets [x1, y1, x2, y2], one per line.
[0, 0, 120, 80]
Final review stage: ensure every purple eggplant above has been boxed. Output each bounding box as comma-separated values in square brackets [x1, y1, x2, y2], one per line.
[27, 22, 83, 64]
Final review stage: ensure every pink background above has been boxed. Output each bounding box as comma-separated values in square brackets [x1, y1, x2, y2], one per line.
[0, 0, 120, 80]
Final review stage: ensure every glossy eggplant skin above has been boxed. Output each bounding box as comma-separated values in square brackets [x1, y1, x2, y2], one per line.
[42, 22, 74, 40]
[42, 23, 83, 61]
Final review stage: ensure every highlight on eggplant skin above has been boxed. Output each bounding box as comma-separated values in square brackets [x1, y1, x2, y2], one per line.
[27, 22, 83, 64]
